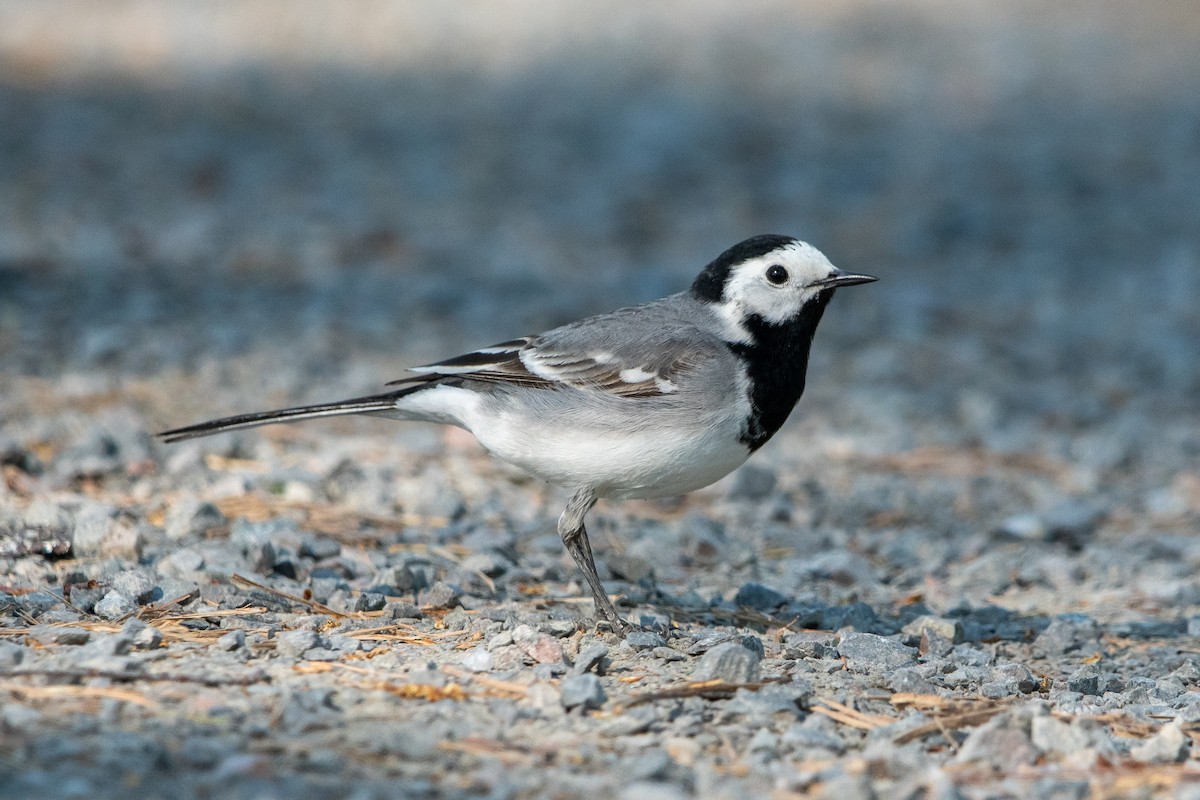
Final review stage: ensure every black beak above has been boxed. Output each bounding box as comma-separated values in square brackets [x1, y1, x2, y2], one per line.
[810, 269, 878, 290]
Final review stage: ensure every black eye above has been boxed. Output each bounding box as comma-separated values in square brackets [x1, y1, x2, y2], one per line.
[766, 264, 788, 285]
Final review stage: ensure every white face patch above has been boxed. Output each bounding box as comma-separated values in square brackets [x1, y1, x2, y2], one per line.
[716, 240, 841, 329]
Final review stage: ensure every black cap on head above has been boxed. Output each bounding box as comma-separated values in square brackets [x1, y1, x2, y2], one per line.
[690, 234, 798, 302]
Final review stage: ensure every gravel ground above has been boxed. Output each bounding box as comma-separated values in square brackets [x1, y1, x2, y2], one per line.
[3, 2, 1200, 798]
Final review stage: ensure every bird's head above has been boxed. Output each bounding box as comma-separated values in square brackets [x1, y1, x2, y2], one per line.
[691, 234, 875, 342]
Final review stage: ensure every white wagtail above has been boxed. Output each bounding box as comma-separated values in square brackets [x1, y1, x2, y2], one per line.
[160, 235, 875, 630]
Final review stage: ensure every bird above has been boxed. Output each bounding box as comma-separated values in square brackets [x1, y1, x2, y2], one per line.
[159, 235, 876, 631]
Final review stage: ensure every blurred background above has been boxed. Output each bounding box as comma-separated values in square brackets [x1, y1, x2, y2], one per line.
[1, 0, 1198, 478]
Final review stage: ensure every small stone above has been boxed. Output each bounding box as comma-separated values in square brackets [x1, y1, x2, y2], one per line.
[109, 569, 159, 605]
[79, 654, 145, 676]
[955, 714, 1038, 771]
[692, 642, 761, 683]
[837, 632, 916, 670]
[560, 673, 606, 710]
[902, 615, 964, 643]
[43, 627, 91, 646]
[275, 630, 321, 658]
[121, 618, 162, 650]
[624, 631, 666, 651]
[996, 513, 1045, 540]
[889, 667, 937, 694]
[989, 663, 1041, 694]
[1043, 501, 1107, 548]
[300, 536, 341, 560]
[620, 782, 687, 800]
[217, 630, 245, 651]
[1031, 715, 1091, 755]
[1066, 666, 1101, 696]
[728, 464, 777, 500]
[747, 727, 778, 753]
[165, 500, 226, 541]
[354, 592, 386, 612]
[384, 601, 423, 619]
[157, 547, 205, 577]
[525, 682, 561, 709]
[627, 749, 671, 781]
[72, 504, 143, 560]
[574, 643, 610, 675]
[1034, 615, 1100, 656]
[539, 619, 579, 638]
[512, 624, 564, 664]
[1131, 721, 1189, 763]
[65, 585, 105, 614]
[460, 647, 493, 673]
[82, 631, 134, 657]
[733, 582, 789, 611]
[606, 554, 654, 583]
[0, 641, 25, 669]
[422, 581, 460, 610]
[652, 647, 685, 662]
[783, 631, 836, 660]
[919, 630, 955, 658]
[93, 591, 136, 621]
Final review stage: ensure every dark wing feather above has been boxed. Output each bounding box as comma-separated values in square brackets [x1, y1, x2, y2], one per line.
[386, 330, 704, 398]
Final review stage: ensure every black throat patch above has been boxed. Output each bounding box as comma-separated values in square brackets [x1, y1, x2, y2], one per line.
[726, 291, 834, 451]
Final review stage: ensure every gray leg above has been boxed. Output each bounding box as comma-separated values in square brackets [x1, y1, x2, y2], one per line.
[558, 488, 628, 633]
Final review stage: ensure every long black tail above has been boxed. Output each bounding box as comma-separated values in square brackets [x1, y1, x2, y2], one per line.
[157, 390, 409, 443]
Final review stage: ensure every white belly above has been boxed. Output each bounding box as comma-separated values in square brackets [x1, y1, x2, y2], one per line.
[477, 409, 751, 499]
[389, 384, 752, 499]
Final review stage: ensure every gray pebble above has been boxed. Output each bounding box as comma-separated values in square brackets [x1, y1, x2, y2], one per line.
[93, 591, 137, 621]
[733, 582, 789, 611]
[460, 646, 493, 672]
[781, 716, 846, 754]
[65, 586, 105, 615]
[783, 631, 837, 660]
[1130, 721, 1189, 763]
[354, 592, 386, 612]
[109, 569, 158, 605]
[560, 673, 606, 710]
[1043, 500, 1107, 547]
[837, 632, 916, 671]
[902, 615, 963, 643]
[606, 553, 654, 583]
[1066, 665, 1101, 696]
[121, 618, 162, 650]
[728, 463, 777, 500]
[624, 631, 666, 651]
[0, 641, 25, 669]
[217, 630, 246, 651]
[626, 748, 672, 781]
[1034, 614, 1100, 656]
[889, 667, 937, 694]
[79, 655, 145, 676]
[538, 619, 579, 638]
[165, 500, 226, 541]
[300, 536, 341, 560]
[422, 581, 460, 610]
[573, 643, 610, 675]
[385, 601, 423, 619]
[620, 781, 687, 800]
[954, 713, 1038, 772]
[38, 626, 91, 646]
[652, 646, 685, 662]
[1030, 715, 1092, 755]
[156, 547, 205, 577]
[275, 630, 321, 658]
[692, 641, 761, 683]
[72, 504, 143, 560]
